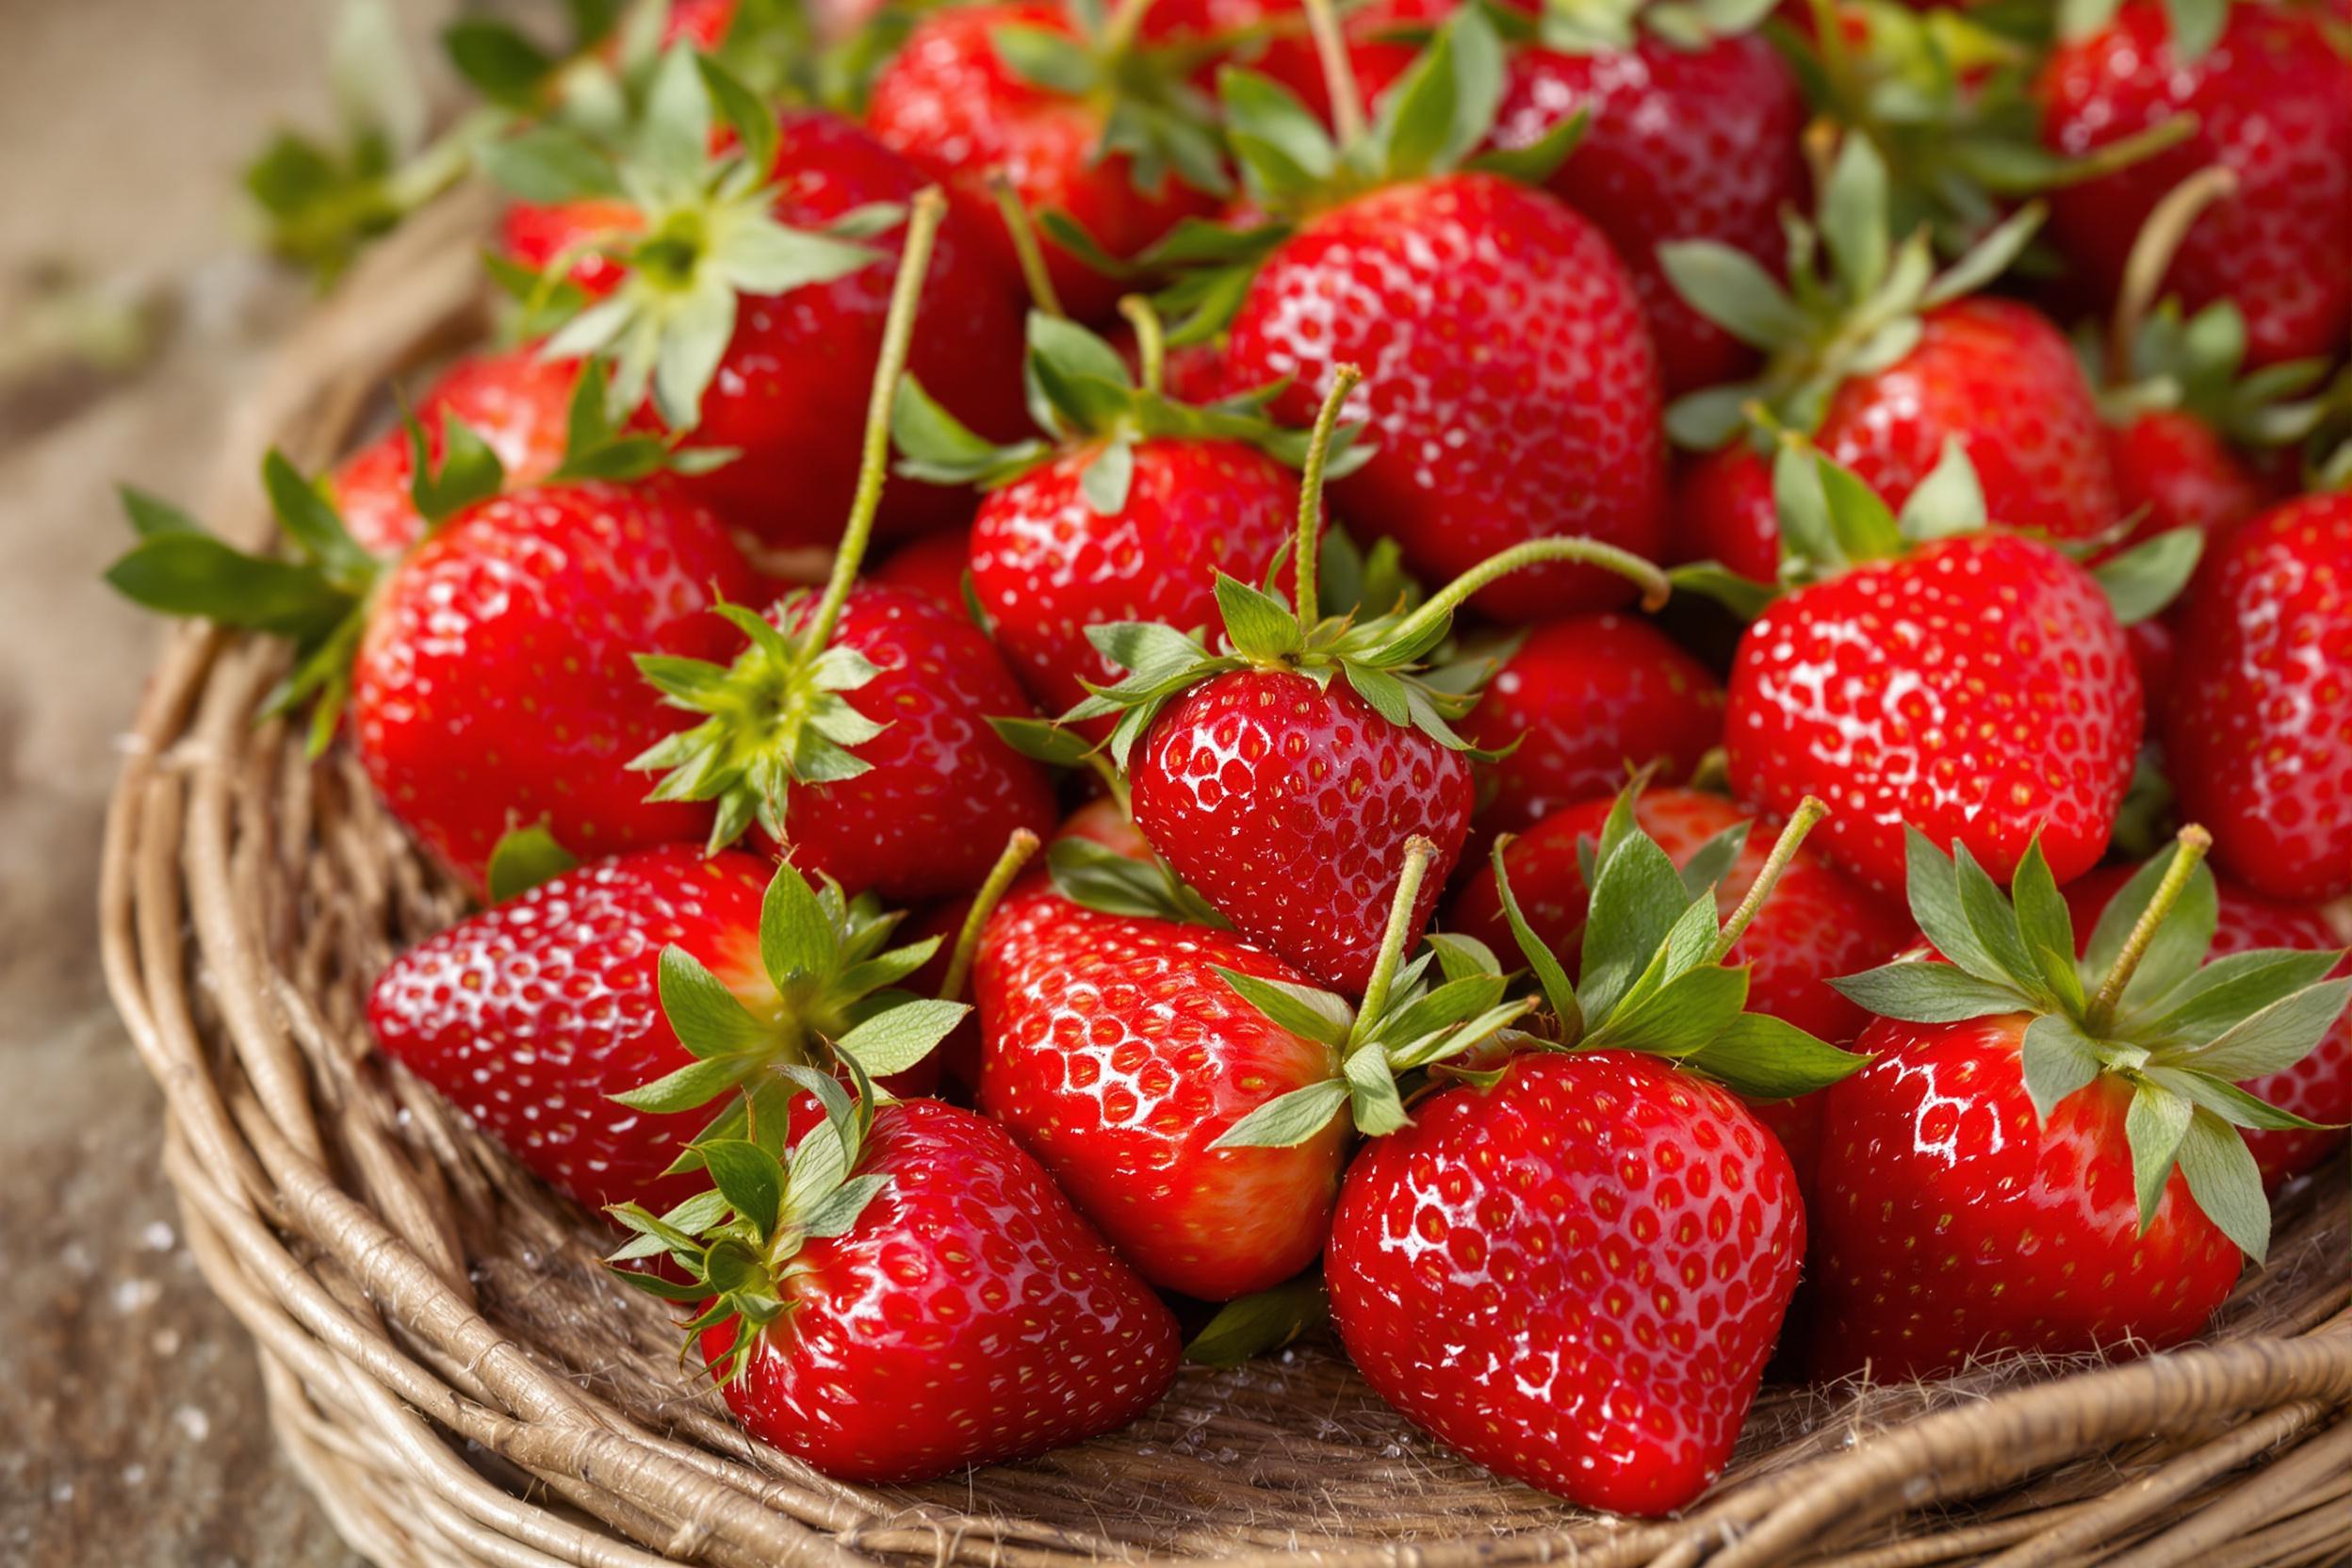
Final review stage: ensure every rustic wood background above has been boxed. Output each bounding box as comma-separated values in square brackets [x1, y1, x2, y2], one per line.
[0, 3, 456, 1561]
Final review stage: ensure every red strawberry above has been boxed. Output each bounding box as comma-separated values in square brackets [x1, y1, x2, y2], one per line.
[502, 91, 1025, 547]
[1720, 443, 2148, 893]
[1145, 0, 1449, 127]
[871, 527, 974, 610]
[1462, 614, 1724, 834]
[1492, 8, 1809, 395]
[2063, 864, 2352, 1189]
[1328, 1051, 1806, 1513]
[619, 1088, 1181, 1483]
[864, 2, 1226, 320]
[1810, 830, 2349, 1380]
[2163, 490, 2352, 904]
[2107, 407, 2266, 548]
[2037, 1, 2352, 368]
[368, 848, 968, 1214]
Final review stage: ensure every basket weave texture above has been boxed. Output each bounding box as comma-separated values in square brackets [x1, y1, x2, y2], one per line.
[100, 188, 2352, 1568]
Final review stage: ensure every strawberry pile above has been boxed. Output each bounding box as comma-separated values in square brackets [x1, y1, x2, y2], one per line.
[118, 0, 2351, 1519]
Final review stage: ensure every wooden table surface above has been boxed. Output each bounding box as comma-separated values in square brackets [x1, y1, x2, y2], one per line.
[0, 4, 453, 1562]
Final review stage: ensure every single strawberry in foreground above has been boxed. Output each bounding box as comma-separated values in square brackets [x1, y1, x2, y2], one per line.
[1326, 796, 1864, 1514]
[1071, 366, 1671, 989]
[368, 846, 970, 1214]
[612, 1073, 1182, 1483]
[1811, 828, 2350, 1381]
[1713, 440, 2178, 893]
[2162, 487, 2352, 906]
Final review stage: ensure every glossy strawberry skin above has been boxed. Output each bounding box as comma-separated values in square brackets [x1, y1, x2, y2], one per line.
[332, 347, 579, 556]
[1494, 29, 1808, 397]
[502, 111, 1025, 546]
[864, 3, 1220, 321]
[1223, 173, 1666, 621]
[1462, 614, 1725, 834]
[2062, 866, 2351, 1191]
[350, 482, 764, 892]
[1132, 669, 1474, 991]
[2162, 493, 2352, 904]
[971, 439, 1298, 721]
[973, 876, 1348, 1298]
[368, 848, 775, 1215]
[702, 1098, 1182, 1483]
[765, 585, 1060, 904]
[2037, 2, 2352, 368]
[1327, 1051, 1805, 1515]
[1725, 532, 2142, 894]
[1808, 1011, 2243, 1381]
[1679, 301, 2121, 575]
[2106, 408, 2265, 552]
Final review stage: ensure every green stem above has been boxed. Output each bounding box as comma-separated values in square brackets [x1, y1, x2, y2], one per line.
[1119, 295, 1166, 395]
[1352, 837, 1435, 1037]
[989, 173, 1067, 320]
[2087, 825, 2213, 1035]
[2109, 164, 2238, 385]
[1293, 365, 1362, 635]
[1712, 797, 1828, 963]
[939, 829, 1042, 1002]
[798, 187, 946, 660]
[1385, 537, 1673, 650]
[1300, 0, 1367, 150]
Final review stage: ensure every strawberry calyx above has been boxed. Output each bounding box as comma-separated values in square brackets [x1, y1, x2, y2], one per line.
[1063, 366, 1670, 765]
[629, 188, 944, 853]
[1832, 826, 2351, 1263]
[890, 302, 1367, 514]
[988, 0, 1235, 201]
[2059, 0, 2237, 62]
[1658, 133, 2045, 452]
[606, 1058, 897, 1386]
[1184, 1272, 1330, 1365]
[1522, 0, 1778, 54]
[610, 858, 969, 1167]
[106, 403, 508, 756]
[482, 822, 582, 903]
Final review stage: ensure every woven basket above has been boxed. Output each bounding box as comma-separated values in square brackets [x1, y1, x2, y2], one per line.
[101, 186, 2352, 1568]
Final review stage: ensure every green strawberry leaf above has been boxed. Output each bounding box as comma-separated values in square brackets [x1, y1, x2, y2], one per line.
[1489, 839, 1581, 1030]
[1682, 1011, 1870, 1100]
[835, 998, 970, 1078]
[2124, 1077, 2195, 1231]
[1219, 968, 1355, 1048]
[2175, 979, 2352, 1082]
[1184, 1274, 1329, 1365]
[2173, 1104, 2269, 1260]
[1831, 958, 2034, 1023]
[483, 824, 580, 903]
[2092, 527, 2204, 627]
[1212, 1077, 1351, 1149]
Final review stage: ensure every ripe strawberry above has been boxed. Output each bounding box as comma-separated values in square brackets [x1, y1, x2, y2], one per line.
[1491, 1, 1808, 395]
[1145, 0, 1448, 127]
[2162, 490, 2352, 904]
[1462, 614, 1724, 834]
[2063, 864, 2352, 1190]
[1811, 829, 2349, 1380]
[864, 1, 1227, 320]
[2037, 1, 2352, 368]
[368, 848, 969, 1214]
[498, 68, 1025, 547]
[871, 528, 974, 611]
[1663, 139, 2116, 577]
[615, 1084, 1182, 1483]
[1718, 441, 2160, 893]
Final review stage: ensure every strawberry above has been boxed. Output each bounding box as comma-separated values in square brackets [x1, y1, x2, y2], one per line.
[626, 190, 1060, 902]
[2162, 489, 2352, 904]
[1071, 367, 1670, 990]
[2037, 0, 2352, 368]
[1324, 798, 1862, 1513]
[1462, 614, 1724, 834]
[1714, 440, 2175, 893]
[871, 528, 974, 611]
[497, 61, 1026, 547]
[1662, 139, 2117, 577]
[1145, 0, 1450, 128]
[864, 1, 1229, 320]
[109, 417, 762, 892]
[892, 304, 1344, 725]
[1174, 8, 1666, 620]
[1491, 0, 1808, 395]
[1810, 829, 2350, 1380]
[368, 847, 971, 1214]
[2064, 864, 2352, 1190]
[613, 1078, 1182, 1483]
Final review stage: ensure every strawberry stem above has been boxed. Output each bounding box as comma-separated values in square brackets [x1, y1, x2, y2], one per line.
[2109, 165, 2239, 385]
[939, 828, 1042, 1003]
[989, 173, 1068, 320]
[2087, 824, 2213, 1035]
[1293, 364, 1363, 636]
[1385, 538, 1673, 648]
[1301, 0, 1368, 149]
[1711, 797, 1829, 963]
[1101, 0, 1157, 57]
[1353, 836, 1435, 1031]
[1119, 295, 1166, 395]
[798, 188, 947, 661]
